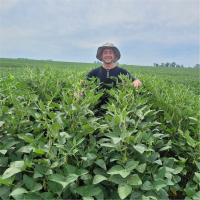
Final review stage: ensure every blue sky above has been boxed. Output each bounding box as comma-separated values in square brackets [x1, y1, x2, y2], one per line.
[0, 0, 199, 67]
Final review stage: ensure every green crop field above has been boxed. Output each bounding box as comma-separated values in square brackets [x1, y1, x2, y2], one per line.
[0, 58, 199, 200]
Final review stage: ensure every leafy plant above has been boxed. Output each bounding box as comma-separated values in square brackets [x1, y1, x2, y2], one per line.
[0, 62, 199, 200]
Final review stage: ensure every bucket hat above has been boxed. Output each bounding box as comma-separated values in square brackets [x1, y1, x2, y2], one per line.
[96, 43, 121, 63]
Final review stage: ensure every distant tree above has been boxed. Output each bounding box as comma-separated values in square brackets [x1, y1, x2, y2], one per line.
[153, 62, 186, 68]
[153, 63, 159, 66]
[160, 63, 165, 67]
[180, 64, 184, 68]
[165, 62, 170, 67]
[194, 64, 200, 68]
[94, 61, 96, 63]
[170, 62, 176, 67]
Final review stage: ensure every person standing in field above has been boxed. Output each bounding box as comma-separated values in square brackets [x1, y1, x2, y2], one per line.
[86, 43, 142, 89]
[85, 43, 142, 111]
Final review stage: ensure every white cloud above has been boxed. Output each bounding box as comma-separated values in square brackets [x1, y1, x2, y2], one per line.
[1, 27, 37, 39]
[0, 0, 199, 66]
[0, 0, 20, 11]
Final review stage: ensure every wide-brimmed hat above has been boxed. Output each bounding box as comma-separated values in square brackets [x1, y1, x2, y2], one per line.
[96, 43, 121, 63]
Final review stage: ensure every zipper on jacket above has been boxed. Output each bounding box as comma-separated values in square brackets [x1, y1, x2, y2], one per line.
[106, 69, 110, 78]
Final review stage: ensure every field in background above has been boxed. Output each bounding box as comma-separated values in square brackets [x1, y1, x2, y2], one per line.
[1, 58, 199, 95]
[0, 58, 199, 200]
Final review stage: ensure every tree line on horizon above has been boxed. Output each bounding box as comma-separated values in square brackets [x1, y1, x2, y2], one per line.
[153, 62, 200, 68]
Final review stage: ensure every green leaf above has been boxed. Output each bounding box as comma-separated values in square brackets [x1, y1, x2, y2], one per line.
[118, 184, 132, 199]
[148, 152, 159, 162]
[33, 171, 43, 178]
[23, 136, 35, 143]
[0, 150, 7, 155]
[136, 163, 146, 173]
[185, 130, 195, 146]
[35, 164, 46, 174]
[50, 174, 78, 188]
[32, 183, 43, 192]
[52, 122, 61, 134]
[23, 174, 35, 190]
[172, 175, 181, 183]
[40, 192, 54, 200]
[0, 157, 8, 167]
[45, 169, 53, 175]
[49, 174, 65, 185]
[48, 113, 57, 119]
[83, 197, 94, 200]
[128, 174, 142, 185]
[16, 145, 35, 153]
[65, 174, 79, 185]
[95, 159, 107, 170]
[153, 133, 164, 138]
[0, 177, 9, 186]
[130, 191, 143, 200]
[24, 193, 41, 200]
[188, 117, 199, 125]
[77, 168, 89, 176]
[76, 185, 101, 197]
[10, 188, 28, 196]
[163, 158, 174, 168]
[119, 171, 130, 178]
[110, 174, 127, 185]
[23, 174, 42, 191]
[2, 168, 21, 179]
[136, 109, 143, 119]
[173, 164, 184, 174]
[10, 161, 24, 169]
[195, 161, 200, 170]
[164, 112, 171, 122]
[77, 138, 85, 145]
[107, 164, 130, 178]
[121, 130, 133, 138]
[104, 132, 119, 138]
[184, 187, 196, 197]
[47, 181, 63, 195]
[64, 163, 76, 174]
[107, 165, 124, 174]
[133, 145, 145, 154]
[1, 141, 19, 150]
[93, 175, 108, 184]
[192, 191, 200, 200]
[93, 168, 107, 177]
[111, 137, 122, 144]
[159, 146, 171, 151]
[153, 179, 168, 191]
[100, 143, 116, 148]
[86, 153, 97, 160]
[0, 121, 5, 127]
[35, 132, 44, 142]
[141, 181, 153, 190]
[153, 159, 162, 165]
[194, 172, 200, 183]
[39, 100, 45, 110]
[125, 160, 139, 171]
[158, 167, 166, 179]
[0, 185, 11, 196]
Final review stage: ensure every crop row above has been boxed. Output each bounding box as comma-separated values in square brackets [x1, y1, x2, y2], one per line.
[0, 65, 199, 200]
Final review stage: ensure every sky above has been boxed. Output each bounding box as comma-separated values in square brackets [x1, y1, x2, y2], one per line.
[0, 0, 199, 67]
